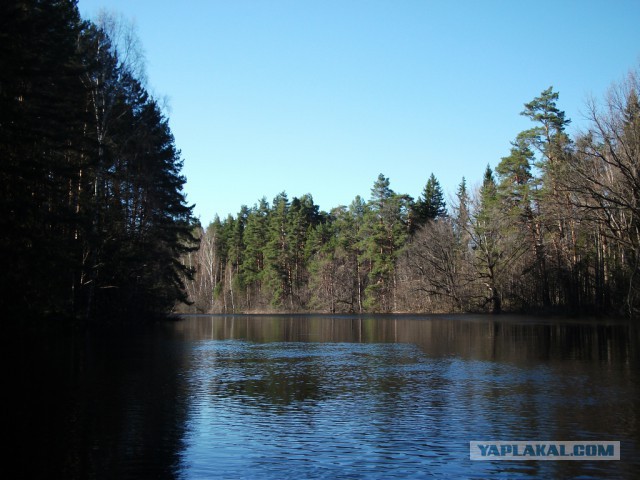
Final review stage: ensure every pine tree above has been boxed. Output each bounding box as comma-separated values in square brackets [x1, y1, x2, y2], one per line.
[496, 133, 535, 205]
[520, 87, 573, 308]
[241, 198, 270, 306]
[362, 174, 410, 311]
[521, 86, 571, 175]
[287, 194, 320, 307]
[264, 192, 292, 308]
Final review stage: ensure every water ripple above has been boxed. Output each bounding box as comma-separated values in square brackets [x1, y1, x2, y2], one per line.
[175, 332, 638, 478]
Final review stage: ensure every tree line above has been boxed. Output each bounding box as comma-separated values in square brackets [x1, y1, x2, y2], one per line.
[1, 0, 197, 324]
[182, 71, 640, 317]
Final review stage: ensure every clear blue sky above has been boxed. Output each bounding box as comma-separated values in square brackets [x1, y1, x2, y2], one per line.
[78, 0, 639, 225]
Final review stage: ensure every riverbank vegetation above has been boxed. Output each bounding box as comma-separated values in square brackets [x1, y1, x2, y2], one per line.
[1, 1, 197, 323]
[181, 71, 639, 317]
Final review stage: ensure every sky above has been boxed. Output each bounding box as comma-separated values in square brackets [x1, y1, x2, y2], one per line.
[77, 0, 640, 226]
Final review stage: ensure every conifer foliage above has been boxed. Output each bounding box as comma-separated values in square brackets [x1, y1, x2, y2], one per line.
[182, 72, 640, 317]
[413, 173, 447, 225]
[0, 0, 197, 323]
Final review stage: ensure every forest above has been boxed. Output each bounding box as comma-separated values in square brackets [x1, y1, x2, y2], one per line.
[1, 1, 197, 323]
[181, 76, 640, 317]
[1, 2, 638, 323]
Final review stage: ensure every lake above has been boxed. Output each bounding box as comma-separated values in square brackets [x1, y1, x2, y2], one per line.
[11, 314, 639, 478]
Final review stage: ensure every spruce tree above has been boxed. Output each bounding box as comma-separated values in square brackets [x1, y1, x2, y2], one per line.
[413, 173, 447, 225]
[454, 177, 470, 233]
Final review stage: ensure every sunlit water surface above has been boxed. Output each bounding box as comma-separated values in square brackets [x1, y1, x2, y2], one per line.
[12, 315, 640, 478]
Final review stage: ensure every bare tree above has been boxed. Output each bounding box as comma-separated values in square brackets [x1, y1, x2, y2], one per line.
[569, 67, 640, 315]
[399, 220, 466, 312]
[95, 10, 147, 85]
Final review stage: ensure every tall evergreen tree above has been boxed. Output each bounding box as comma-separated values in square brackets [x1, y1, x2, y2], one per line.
[287, 194, 321, 306]
[362, 174, 411, 311]
[264, 192, 292, 308]
[241, 198, 270, 306]
[520, 87, 574, 308]
[413, 173, 447, 225]
[521, 86, 571, 176]
[453, 177, 470, 237]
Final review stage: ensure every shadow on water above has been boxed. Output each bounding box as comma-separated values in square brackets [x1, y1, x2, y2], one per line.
[9, 323, 191, 479]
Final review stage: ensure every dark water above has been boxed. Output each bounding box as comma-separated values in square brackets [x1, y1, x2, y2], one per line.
[10, 315, 640, 478]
